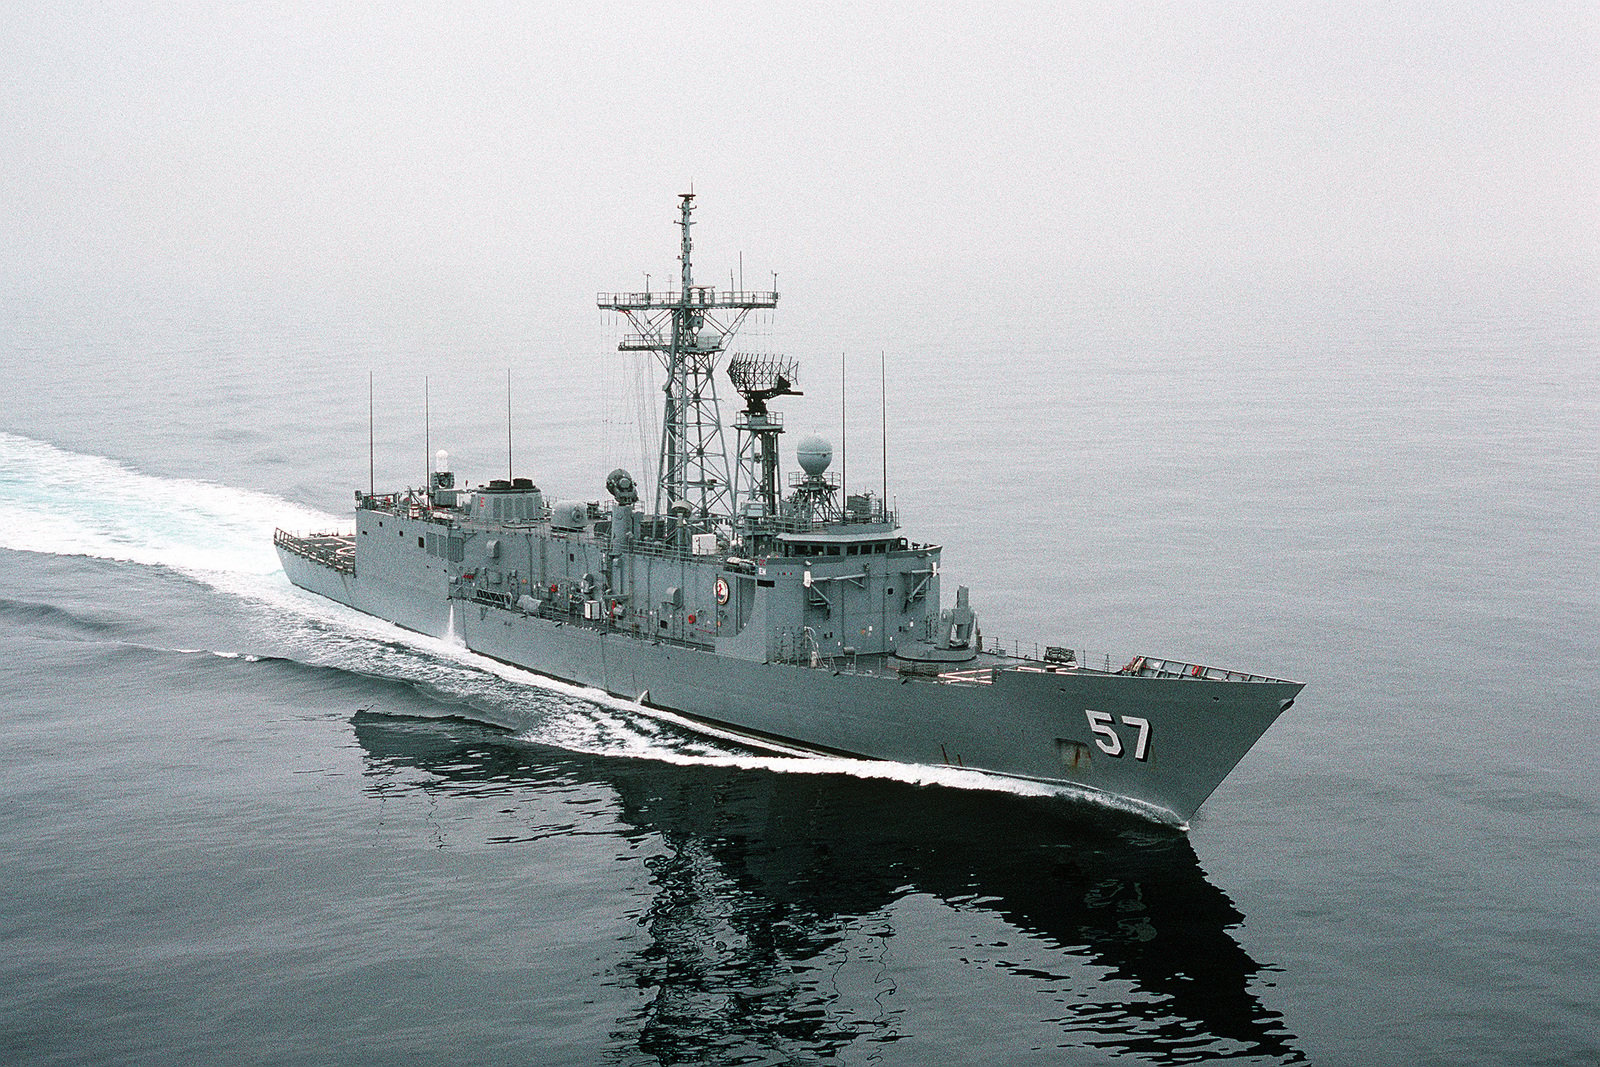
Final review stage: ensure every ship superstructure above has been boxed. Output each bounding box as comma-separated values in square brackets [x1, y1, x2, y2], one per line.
[275, 195, 1302, 825]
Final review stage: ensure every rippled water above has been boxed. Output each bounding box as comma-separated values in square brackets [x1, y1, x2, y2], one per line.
[2, 278, 1596, 1064]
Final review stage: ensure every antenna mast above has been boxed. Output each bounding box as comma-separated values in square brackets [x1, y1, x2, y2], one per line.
[728, 352, 801, 544]
[599, 194, 778, 547]
[840, 351, 847, 503]
[881, 351, 888, 505]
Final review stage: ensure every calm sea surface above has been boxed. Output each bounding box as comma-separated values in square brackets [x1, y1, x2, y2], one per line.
[1, 275, 1596, 1065]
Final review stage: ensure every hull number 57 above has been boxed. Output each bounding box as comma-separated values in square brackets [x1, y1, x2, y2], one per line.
[1085, 709, 1152, 761]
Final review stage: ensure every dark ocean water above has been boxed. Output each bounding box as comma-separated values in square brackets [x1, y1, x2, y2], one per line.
[2, 276, 1596, 1065]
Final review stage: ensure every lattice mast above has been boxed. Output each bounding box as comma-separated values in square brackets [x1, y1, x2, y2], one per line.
[597, 194, 778, 546]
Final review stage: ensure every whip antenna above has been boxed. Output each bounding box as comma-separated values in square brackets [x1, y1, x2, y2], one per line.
[881, 350, 888, 507]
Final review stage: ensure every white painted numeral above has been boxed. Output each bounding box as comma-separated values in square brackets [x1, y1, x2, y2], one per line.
[1084, 710, 1152, 761]
[1123, 716, 1151, 761]
[1085, 709, 1122, 756]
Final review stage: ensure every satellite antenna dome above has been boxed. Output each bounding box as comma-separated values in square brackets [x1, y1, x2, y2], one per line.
[696, 327, 722, 351]
[796, 435, 833, 476]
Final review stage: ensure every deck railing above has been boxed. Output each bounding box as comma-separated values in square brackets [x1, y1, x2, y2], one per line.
[273, 529, 356, 575]
[975, 637, 1290, 683]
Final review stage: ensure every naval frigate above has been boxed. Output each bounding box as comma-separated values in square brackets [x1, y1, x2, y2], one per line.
[274, 194, 1302, 825]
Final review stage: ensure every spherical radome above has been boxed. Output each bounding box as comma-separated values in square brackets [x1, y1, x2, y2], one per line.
[796, 435, 833, 476]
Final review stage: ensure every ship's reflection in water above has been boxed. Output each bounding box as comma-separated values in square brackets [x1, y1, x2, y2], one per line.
[353, 714, 1303, 1065]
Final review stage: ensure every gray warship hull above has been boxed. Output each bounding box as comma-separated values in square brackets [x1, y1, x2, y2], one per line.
[276, 528, 1299, 825]
[274, 194, 1301, 825]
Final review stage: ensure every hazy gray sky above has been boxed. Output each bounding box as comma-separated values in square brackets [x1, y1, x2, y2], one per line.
[3, 1, 1594, 319]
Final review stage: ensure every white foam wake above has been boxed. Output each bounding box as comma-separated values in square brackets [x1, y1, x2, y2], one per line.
[0, 431, 338, 578]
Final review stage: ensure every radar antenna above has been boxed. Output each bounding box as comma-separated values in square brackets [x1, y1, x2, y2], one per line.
[727, 352, 801, 539]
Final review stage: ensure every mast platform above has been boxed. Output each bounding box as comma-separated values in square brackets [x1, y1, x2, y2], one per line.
[597, 289, 778, 311]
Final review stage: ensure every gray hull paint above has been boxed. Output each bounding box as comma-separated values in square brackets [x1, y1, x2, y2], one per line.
[278, 547, 1296, 823]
